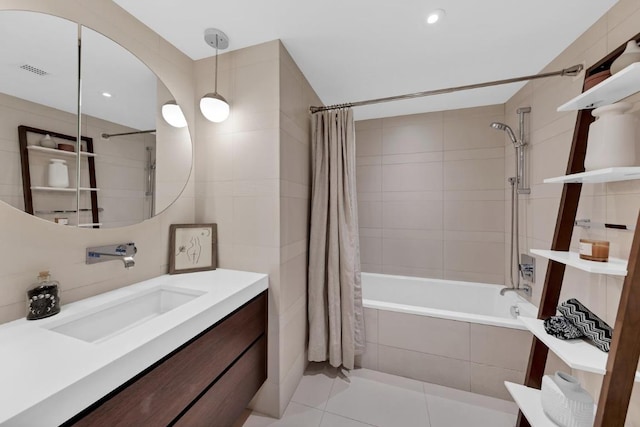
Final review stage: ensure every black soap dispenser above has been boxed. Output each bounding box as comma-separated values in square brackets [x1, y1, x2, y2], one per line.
[27, 271, 61, 320]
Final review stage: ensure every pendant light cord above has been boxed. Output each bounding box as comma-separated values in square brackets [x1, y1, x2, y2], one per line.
[214, 35, 219, 94]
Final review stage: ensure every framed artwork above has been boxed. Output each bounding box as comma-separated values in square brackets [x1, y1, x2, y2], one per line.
[169, 223, 217, 274]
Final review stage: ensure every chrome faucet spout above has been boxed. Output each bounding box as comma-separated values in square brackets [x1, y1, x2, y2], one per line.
[86, 243, 137, 269]
[500, 284, 532, 297]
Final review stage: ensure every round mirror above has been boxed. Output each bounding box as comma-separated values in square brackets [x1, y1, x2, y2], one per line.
[0, 11, 192, 229]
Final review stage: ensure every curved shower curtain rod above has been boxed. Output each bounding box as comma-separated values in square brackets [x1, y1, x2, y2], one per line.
[309, 64, 583, 114]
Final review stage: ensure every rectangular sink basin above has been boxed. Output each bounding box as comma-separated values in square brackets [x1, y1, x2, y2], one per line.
[44, 286, 205, 343]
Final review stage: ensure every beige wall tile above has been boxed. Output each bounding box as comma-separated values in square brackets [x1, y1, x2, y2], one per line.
[444, 200, 504, 232]
[378, 310, 470, 360]
[358, 201, 382, 228]
[443, 115, 506, 151]
[363, 308, 378, 343]
[232, 129, 279, 181]
[355, 341, 379, 370]
[382, 163, 443, 192]
[383, 238, 443, 270]
[378, 345, 471, 391]
[383, 152, 444, 165]
[356, 128, 382, 157]
[381, 265, 443, 279]
[470, 324, 532, 371]
[232, 196, 279, 247]
[470, 363, 524, 401]
[444, 158, 504, 191]
[360, 236, 382, 266]
[443, 271, 505, 285]
[356, 165, 382, 193]
[444, 240, 504, 275]
[444, 147, 504, 161]
[382, 200, 443, 230]
[382, 124, 443, 155]
[233, 60, 279, 113]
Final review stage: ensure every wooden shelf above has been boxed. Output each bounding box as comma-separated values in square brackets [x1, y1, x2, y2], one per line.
[557, 62, 640, 111]
[31, 186, 100, 192]
[505, 382, 557, 427]
[544, 167, 640, 184]
[519, 317, 640, 382]
[31, 186, 75, 193]
[27, 145, 96, 157]
[530, 249, 627, 276]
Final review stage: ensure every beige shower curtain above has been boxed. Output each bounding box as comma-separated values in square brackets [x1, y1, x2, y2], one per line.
[308, 107, 365, 370]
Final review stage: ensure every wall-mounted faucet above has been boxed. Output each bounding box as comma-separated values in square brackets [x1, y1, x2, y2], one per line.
[86, 243, 137, 268]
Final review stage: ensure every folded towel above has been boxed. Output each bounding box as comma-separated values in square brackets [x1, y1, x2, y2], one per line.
[557, 299, 613, 352]
[543, 316, 585, 340]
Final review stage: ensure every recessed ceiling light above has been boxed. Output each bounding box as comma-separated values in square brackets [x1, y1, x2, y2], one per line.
[102, 92, 112, 98]
[427, 9, 445, 25]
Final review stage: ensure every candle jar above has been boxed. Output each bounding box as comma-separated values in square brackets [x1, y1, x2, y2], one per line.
[579, 239, 610, 262]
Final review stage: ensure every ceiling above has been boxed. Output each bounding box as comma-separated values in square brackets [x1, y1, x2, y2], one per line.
[113, 0, 618, 120]
[0, 11, 158, 131]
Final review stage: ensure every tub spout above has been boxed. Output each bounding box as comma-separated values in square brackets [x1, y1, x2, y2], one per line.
[500, 284, 532, 297]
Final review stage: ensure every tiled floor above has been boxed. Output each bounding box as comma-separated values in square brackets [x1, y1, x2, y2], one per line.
[237, 364, 518, 427]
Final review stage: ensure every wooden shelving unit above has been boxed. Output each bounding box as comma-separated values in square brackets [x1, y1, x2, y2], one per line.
[18, 125, 101, 228]
[517, 34, 640, 427]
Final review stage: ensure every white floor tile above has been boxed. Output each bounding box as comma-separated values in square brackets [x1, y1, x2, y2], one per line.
[320, 412, 375, 427]
[241, 402, 324, 427]
[423, 382, 518, 414]
[325, 368, 430, 427]
[291, 363, 338, 410]
[425, 395, 516, 427]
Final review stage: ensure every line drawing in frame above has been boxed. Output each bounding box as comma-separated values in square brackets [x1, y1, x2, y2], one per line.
[169, 223, 217, 274]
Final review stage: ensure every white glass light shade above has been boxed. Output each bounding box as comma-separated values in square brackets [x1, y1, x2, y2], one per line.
[200, 92, 230, 123]
[161, 101, 187, 128]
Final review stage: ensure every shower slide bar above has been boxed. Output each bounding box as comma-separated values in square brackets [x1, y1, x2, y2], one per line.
[309, 64, 583, 113]
[575, 218, 635, 232]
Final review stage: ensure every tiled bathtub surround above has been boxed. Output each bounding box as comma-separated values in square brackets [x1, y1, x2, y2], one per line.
[355, 105, 506, 285]
[358, 307, 531, 401]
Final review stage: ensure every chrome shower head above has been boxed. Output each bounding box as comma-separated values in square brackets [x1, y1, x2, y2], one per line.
[490, 122, 518, 146]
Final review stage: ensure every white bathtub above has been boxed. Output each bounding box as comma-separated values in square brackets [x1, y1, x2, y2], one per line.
[359, 272, 538, 401]
[362, 273, 538, 329]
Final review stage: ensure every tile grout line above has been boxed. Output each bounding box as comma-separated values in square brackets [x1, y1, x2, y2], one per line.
[422, 382, 435, 427]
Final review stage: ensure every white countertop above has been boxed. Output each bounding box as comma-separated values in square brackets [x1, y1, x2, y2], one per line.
[0, 269, 268, 426]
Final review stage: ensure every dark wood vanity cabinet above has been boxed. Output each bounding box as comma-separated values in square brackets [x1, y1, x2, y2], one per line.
[66, 291, 267, 427]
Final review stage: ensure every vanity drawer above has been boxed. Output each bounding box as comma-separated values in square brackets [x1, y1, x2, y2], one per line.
[174, 335, 267, 427]
[69, 292, 266, 427]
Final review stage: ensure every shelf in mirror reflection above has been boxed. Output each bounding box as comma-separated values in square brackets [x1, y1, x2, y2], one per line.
[31, 186, 100, 192]
[1, 10, 192, 228]
[27, 145, 97, 158]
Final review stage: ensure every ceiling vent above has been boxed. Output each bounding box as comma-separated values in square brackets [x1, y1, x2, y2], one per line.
[19, 64, 49, 76]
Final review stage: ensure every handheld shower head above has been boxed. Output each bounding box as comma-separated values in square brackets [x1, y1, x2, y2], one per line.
[490, 122, 518, 146]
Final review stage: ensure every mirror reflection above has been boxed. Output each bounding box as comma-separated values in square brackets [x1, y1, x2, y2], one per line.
[0, 11, 192, 229]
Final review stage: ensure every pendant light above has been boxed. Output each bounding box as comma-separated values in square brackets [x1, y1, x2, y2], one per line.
[161, 100, 187, 128]
[200, 28, 230, 123]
